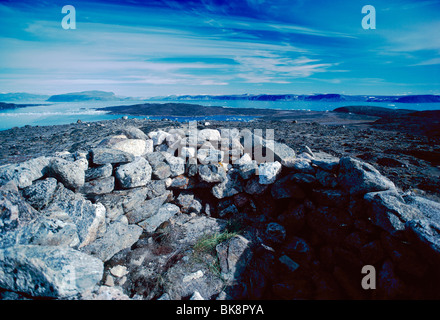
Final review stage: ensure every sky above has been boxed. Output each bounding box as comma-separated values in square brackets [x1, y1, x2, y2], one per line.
[0, 0, 439, 97]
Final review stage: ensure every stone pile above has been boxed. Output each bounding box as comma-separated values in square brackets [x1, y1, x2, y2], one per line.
[0, 124, 440, 300]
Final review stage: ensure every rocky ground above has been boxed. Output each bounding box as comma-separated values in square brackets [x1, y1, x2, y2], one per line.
[1, 116, 439, 200]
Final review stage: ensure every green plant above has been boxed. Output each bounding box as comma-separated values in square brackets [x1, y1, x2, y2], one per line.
[193, 230, 239, 255]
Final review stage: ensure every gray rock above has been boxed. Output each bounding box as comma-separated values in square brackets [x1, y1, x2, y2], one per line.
[138, 203, 180, 233]
[290, 159, 315, 174]
[125, 193, 169, 224]
[364, 190, 424, 233]
[81, 219, 142, 262]
[234, 153, 258, 180]
[211, 170, 243, 199]
[109, 138, 150, 158]
[0, 245, 103, 298]
[197, 148, 224, 165]
[85, 164, 113, 182]
[176, 192, 202, 214]
[216, 235, 252, 281]
[198, 164, 227, 183]
[44, 184, 106, 248]
[80, 176, 115, 195]
[245, 177, 268, 195]
[198, 129, 221, 141]
[271, 174, 306, 199]
[405, 219, 440, 263]
[402, 195, 440, 225]
[279, 255, 300, 273]
[316, 169, 338, 188]
[338, 157, 395, 195]
[258, 161, 281, 185]
[22, 177, 58, 210]
[122, 126, 148, 140]
[0, 183, 39, 247]
[163, 152, 185, 177]
[255, 141, 296, 167]
[115, 157, 152, 189]
[145, 152, 171, 180]
[0, 157, 51, 189]
[265, 222, 286, 245]
[16, 217, 80, 248]
[91, 148, 134, 165]
[312, 157, 339, 172]
[178, 216, 227, 246]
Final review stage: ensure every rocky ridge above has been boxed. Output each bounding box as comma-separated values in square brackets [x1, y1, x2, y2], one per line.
[1, 124, 440, 300]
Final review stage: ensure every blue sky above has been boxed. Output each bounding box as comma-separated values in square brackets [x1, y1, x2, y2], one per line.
[0, 0, 439, 97]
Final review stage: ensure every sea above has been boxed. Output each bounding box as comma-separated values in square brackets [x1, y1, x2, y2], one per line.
[1, 99, 440, 131]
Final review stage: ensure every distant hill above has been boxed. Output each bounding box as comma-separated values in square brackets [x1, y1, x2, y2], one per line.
[47, 91, 130, 102]
[333, 106, 415, 117]
[0, 93, 49, 102]
[98, 102, 281, 117]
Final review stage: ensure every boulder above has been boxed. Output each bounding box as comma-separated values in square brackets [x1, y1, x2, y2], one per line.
[138, 203, 180, 233]
[112, 139, 153, 157]
[163, 152, 185, 177]
[211, 170, 243, 199]
[22, 177, 58, 211]
[80, 176, 115, 195]
[85, 164, 113, 182]
[145, 152, 171, 180]
[338, 157, 395, 195]
[125, 193, 169, 224]
[81, 219, 142, 262]
[216, 235, 252, 282]
[364, 190, 424, 233]
[115, 157, 152, 189]
[121, 126, 148, 140]
[0, 157, 51, 189]
[0, 245, 103, 298]
[258, 161, 281, 185]
[91, 148, 134, 165]
[198, 164, 227, 183]
[43, 184, 106, 248]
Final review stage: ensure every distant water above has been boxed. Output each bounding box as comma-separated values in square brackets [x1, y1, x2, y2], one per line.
[1, 99, 440, 131]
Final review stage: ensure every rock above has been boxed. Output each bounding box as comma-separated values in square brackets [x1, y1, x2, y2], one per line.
[0, 245, 103, 298]
[122, 126, 148, 140]
[91, 148, 134, 165]
[216, 235, 252, 281]
[312, 188, 348, 208]
[258, 161, 281, 185]
[265, 222, 286, 245]
[110, 265, 129, 278]
[81, 176, 115, 195]
[271, 174, 306, 199]
[176, 192, 202, 214]
[234, 153, 258, 180]
[44, 184, 106, 248]
[189, 291, 205, 300]
[364, 190, 424, 233]
[112, 139, 152, 157]
[178, 216, 227, 246]
[125, 193, 169, 224]
[22, 177, 58, 210]
[245, 177, 268, 195]
[137, 203, 180, 233]
[145, 152, 171, 180]
[316, 169, 338, 188]
[307, 206, 352, 243]
[163, 152, 185, 177]
[0, 157, 51, 189]
[211, 170, 243, 199]
[290, 159, 315, 174]
[256, 141, 296, 167]
[278, 255, 300, 273]
[0, 182, 39, 248]
[169, 175, 194, 190]
[81, 219, 142, 262]
[338, 157, 396, 195]
[198, 164, 227, 183]
[180, 147, 196, 159]
[115, 157, 152, 189]
[85, 164, 113, 182]
[15, 217, 80, 248]
[197, 148, 224, 165]
[97, 135, 129, 148]
[403, 195, 440, 225]
[405, 219, 440, 264]
[198, 129, 221, 141]
[150, 130, 170, 146]
[312, 156, 340, 172]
